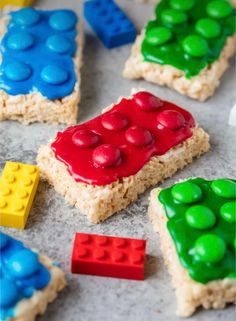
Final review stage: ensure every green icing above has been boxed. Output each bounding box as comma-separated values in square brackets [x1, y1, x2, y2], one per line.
[141, 0, 235, 78]
[158, 178, 236, 284]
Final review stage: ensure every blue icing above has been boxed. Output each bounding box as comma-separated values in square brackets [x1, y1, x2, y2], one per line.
[0, 232, 51, 321]
[0, 8, 78, 100]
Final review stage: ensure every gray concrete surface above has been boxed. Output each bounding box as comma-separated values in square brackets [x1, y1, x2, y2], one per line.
[0, 1, 236, 320]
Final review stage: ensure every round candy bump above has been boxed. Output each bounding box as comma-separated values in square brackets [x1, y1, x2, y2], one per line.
[183, 35, 209, 57]
[169, 0, 195, 11]
[211, 179, 236, 198]
[185, 205, 216, 229]
[5, 61, 32, 82]
[8, 249, 39, 278]
[161, 9, 187, 25]
[146, 26, 172, 46]
[46, 35, 72, 54]
[194, 234, 226, 263]
[0, 199, 7, 209]
[0, 233, 9, 250]
[72, 130, 100, 149]
[133, 91, 163, 112]
[93, 144, 121, 168]
[7, 32, 34, 51]
[41, 65, 68, 85]
[101, 112, 129, 131]
[49, 10, 77, 31]
[171, 181, 202, 204]
[195, 18, 221, 39]
[125, 126, 153, 147]
[0, 278, 18, 307]
[220, 201, 236, 222]
[13, 8, 41, 26]
[156, 110, 185, 130]
[207, 0, 232, 19]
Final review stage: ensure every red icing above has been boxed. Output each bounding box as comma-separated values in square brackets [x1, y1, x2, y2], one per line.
[51, 91, 195, 186]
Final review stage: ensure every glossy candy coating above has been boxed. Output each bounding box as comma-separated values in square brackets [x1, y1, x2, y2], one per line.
[51, 91, 195, 185]
[146, 27, 172, 46]
[158, 177, 236, 283]
[0, 232, 51, 320]
[142, 0, 235, 78]
[0, 9, 78, 100]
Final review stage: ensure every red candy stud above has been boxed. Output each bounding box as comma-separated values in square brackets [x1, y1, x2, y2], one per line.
[101, 111, 129, 131]
[133, 91, 163, 112]
[93, 144, 121, 167]
[72, 129, 100, 148]
[156, 110, 185, 130]
[125, 126, 153, 147]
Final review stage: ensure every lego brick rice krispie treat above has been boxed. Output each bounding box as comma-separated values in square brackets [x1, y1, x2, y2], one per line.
[148, 178, 236, 317]
[0, 7, 83, 124]
[37, 90, 210, 223]
[0, 232, 66, 321]
[124, 0, 236, 101]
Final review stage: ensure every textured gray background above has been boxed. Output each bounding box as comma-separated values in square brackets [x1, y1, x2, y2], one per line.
[0, 1, 236, 320]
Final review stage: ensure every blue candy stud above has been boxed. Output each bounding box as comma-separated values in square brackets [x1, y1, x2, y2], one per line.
[5, 61, 32, 81]
[49, 10, 78, 31]
[12, 8, 41, 26]
[41, 65, 69, 85]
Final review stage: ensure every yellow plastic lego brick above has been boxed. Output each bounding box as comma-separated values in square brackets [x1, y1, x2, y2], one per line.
[0, 0, 34, 9]
[0, 161, 39, 229]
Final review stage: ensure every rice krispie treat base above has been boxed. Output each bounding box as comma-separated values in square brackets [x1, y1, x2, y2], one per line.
[5, 255, 66, 321]
[148, 187, 236, 317]
[124, 31, 236, 101]
[0, 9, 83, 125]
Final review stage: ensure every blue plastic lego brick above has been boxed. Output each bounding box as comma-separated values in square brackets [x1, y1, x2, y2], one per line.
[84, 0, 136, 49]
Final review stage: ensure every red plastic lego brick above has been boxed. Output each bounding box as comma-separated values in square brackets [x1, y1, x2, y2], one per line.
[71, 233, 146, 280]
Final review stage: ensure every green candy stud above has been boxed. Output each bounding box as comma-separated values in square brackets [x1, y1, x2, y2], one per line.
[220, 201, 236, 222]
[194, 234, 226, 263]
[196, 18, 221, 39]
[146, 27, 172, 46]
[171, 181, 202, 204]
[161, 9, 187, 25]
[183, 35, 209, 57]
[186, 205, 216, 229]
[207, 0, 232, 19]
[169, 0, 195, 11]
[227, 272, 236, 279]
[211, 179, 236, 198]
